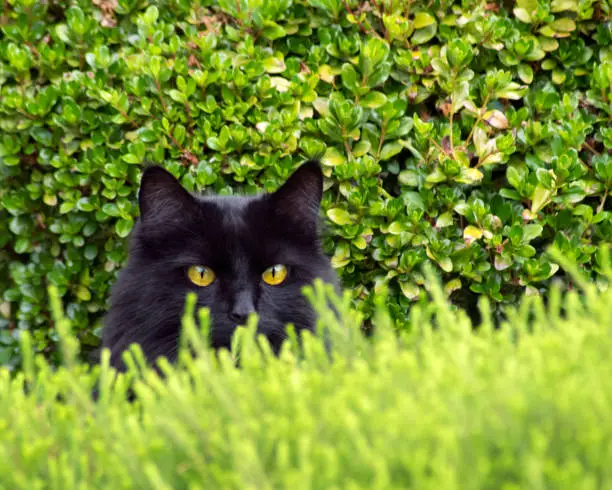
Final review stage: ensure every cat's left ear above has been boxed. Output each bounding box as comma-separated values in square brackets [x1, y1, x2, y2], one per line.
[269, 160, 323, 230]
[138, 165, 197, 222]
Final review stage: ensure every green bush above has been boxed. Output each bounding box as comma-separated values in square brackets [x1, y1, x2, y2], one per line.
[1, 0, 611, 366]
[1, 255, 611, 488]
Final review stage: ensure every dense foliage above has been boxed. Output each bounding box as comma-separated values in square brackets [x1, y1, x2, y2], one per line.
[1, 257, 611, 488]
[1, 0, 611, 365]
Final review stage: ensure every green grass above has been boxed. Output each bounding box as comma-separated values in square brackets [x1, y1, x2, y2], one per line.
[1, 250, 611, 489]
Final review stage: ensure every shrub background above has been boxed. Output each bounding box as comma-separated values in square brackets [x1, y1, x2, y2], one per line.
[1, 0, 611, 366]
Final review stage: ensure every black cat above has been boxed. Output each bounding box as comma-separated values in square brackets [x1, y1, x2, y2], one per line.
[102, 160, 340, 370]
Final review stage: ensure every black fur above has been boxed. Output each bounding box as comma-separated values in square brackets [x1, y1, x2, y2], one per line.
[102, 161, 340, 370]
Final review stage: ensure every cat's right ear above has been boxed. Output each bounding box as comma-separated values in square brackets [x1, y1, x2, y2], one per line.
[138, 165, 196, 222]
[269, 160, 323, 232]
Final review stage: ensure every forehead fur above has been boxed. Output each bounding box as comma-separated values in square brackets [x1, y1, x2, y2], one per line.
[199, 195, 253, 229]
[132, 192, 319, 271]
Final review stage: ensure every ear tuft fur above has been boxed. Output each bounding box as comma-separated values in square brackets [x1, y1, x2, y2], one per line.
[268, 160, 323, 230]
[138, 165, 196, 222]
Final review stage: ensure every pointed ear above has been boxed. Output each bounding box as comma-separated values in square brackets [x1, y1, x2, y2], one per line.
[138, 165, 196, 222]
[269, 160, 323, 230]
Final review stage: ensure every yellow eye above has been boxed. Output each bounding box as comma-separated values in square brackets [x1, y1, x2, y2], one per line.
[187, 265, 215, 287]
[262, 264, 288, 286]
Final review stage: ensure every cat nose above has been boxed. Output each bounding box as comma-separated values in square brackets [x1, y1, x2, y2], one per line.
[229, 291, 255, 324]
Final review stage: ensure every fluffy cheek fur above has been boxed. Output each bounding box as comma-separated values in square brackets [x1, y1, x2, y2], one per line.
[103, 264, 189, 368]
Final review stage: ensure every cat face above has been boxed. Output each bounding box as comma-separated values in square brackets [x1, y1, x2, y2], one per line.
[102, 161, 339, 369]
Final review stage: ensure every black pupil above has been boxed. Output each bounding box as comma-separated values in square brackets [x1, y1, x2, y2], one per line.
[271, 267, 276, 278]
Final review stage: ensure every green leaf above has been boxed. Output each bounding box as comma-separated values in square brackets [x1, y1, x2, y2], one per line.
[513, 8, 532, 23]
[426, 168, 447, 184]
[413, 12, 436, 29]
[518, 63, 534, 84]
[143, 5, 159, 25]
[444, 278, 462, 296]
[413, 114, 433, 136]
[360, 91, 387, 108]
[548, 17, 576, 33]
[480, 152, 504, 166]
[507, 164, 527, 190]
[300, 138, 326, 159]
[331, 241, 350, 268]
[536, 168, 556, 190]
[30, 128, 53, 146]
[552, 69, 566, 84]
[411, 24, 437, 45]
[494, 255, 512, 271]
[473, 127, 488, 157]
[438, 256, 453, 272]
[102, 203, 120, 217]
[379, 141, 403, 161]
[399, 281, 420, 300]
[531, 185, 553, 213]
[263, 56, 286, 74]
[122, 154, 141, 164]
[84, 245, 98, 261]
[436, 212, 453, 228]
[327, 208, 355, 225]
[43, 194, 58, 207]
[399, 170, 418, 187]
[360, 37, 390, 78]
[261, 21, 287, 40]
[383, 14, 414, 41]
[59, 202, 74, 214]
[522, 224, 543, 242]
[76, 285, 91, 302]
[139, 129, 157, 143]
[341, 63, 360, 93]
[206, 137, 222, 151]
[318, 65, 336, 84]
[353, 140, 371, 157]
[455, 168, 483, 185]
[168, 89, 186, 103]
[496, 82, 526, 100]
[149, 56, 161, 79]
[551, 0, 578, 12]
[451, 81, 470, 112]
[9, 216, 31, 236]
[313, 98, 330, 117]
[388, 221, 405, 234]
[518, 244, 536, 258]
[14, 238, 30, 254]
[464, 225, 483, 244]
[402, 191, 425, 210]
[76, 197, 94, 212]
[447, 39, 473, 68]
[174, 124, 186, 146]
[115, 218, 134, 238]
[321, 146, 346, 166]
[55, 24, 71, 43]
[269, 77, 291, 93]
[514, 0, 537, 22]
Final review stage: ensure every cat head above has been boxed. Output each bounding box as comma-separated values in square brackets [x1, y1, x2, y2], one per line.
[103, 161, 339, 369]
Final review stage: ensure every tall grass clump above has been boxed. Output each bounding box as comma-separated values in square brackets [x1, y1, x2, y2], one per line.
[0, 248, 611, 489]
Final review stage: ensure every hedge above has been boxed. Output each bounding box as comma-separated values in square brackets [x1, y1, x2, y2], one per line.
[1, 254, 611, 488]
[1, 0, 611, 366]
